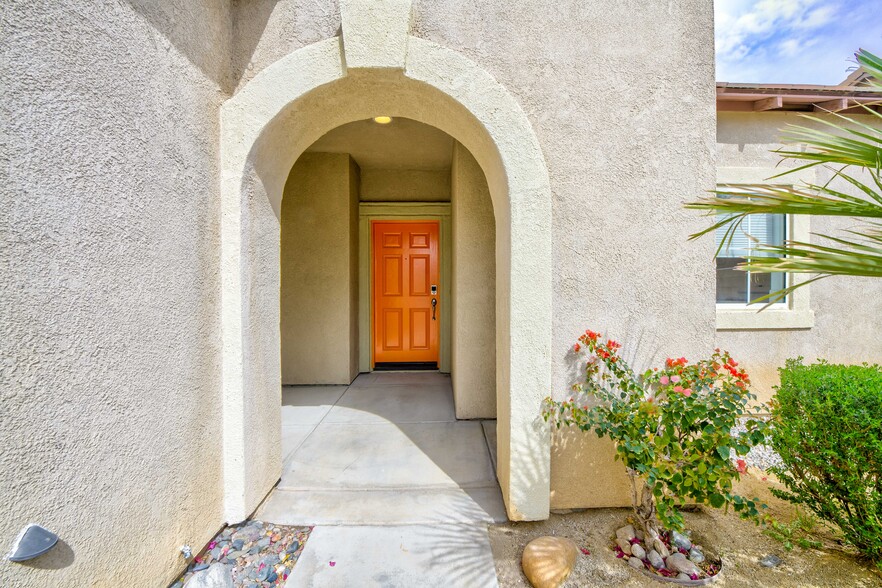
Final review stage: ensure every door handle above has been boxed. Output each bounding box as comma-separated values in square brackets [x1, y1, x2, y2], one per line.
[431, 297, 437, 320]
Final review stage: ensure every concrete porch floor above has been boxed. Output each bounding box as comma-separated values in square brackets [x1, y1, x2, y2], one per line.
[256, 372, 504, 587]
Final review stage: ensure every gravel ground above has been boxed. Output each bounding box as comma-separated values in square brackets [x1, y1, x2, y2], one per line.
[732, 418, 784, 471]
[489, 472, 882, 587]
[169, 521, 311, 587]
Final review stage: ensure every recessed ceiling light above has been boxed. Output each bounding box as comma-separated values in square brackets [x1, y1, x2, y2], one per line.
[373, 116, 392, 124]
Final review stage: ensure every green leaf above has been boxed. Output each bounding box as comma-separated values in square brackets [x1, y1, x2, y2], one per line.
[717, 446, 730, 460]
[709, 493, 725, 508]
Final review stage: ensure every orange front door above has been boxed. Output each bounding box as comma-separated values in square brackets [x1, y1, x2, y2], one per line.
[372, 221, 440, 366]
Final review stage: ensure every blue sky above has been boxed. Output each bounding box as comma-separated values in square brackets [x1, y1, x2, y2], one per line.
[716, 0, 882, 84]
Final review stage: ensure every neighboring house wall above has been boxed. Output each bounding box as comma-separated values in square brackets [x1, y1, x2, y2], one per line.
[716, 112, 882, 404]
[281, 153, 360, 384]
[1, 2, 230, 587]
[451, 142, 497, 419]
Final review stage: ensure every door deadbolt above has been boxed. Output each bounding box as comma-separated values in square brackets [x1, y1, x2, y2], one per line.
[431, 284, 438, 295]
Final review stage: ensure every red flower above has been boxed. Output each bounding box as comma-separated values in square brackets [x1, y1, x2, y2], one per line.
[573, 343, 581, 352]
[736, 459, 747, 473]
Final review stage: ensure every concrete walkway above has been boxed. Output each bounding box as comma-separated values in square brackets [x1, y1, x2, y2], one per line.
[256, 372, 504, 587]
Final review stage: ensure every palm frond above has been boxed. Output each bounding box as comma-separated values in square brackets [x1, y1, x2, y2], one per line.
[686, 48, 882, 306]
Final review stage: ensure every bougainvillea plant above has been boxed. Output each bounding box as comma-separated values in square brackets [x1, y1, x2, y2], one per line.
[543, 329, 768, 536]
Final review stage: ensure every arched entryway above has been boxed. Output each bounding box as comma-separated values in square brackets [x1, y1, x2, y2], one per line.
[219, 0, 553, 523]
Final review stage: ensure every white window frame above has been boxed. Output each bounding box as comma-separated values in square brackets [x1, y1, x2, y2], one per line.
[715, 167, 815, 331]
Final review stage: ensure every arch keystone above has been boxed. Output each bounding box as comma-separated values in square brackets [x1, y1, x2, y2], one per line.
[340, 0, 412, 70]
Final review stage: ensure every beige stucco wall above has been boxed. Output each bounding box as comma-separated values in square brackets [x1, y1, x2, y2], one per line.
[219, 0, 716, 516]
[451, 142, 497, 419]
[716, 112, 882, 405]
[360, 168, 451, 201]
[1, 2, 230, 587]
[412, 1, 718, 508]
[281, 153, 360, 384]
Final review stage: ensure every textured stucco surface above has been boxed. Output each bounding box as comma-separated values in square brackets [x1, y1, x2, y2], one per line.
[221, 0, 554, 518]
[4, 9, 734, 583]
[361, 169, 451, 201]
[411, 0, 717, 508]
[280, 153, 360, 384]
[451, 142, 497, 419]
[1, 1, 229, 586]
[716, 112, 882, 404]
[231, 0, 341, 92]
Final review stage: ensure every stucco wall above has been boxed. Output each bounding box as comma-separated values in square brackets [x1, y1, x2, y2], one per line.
[411, 0, 717, 507]
[360, 168, 451, 201]
[281, 153, 360, 384]
[231, 0, 341, 92]
[224, 0, 715, 512]
[451, 142, 497, 419]
[716, 112, 882, 405]
[1, 1, 229, 586]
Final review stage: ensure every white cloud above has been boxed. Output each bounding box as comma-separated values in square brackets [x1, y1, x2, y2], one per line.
[715, 0, 882, 83]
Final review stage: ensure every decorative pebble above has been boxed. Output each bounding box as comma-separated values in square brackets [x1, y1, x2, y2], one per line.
[173, 521, 311, 587]
[521, 536, 578, 588]
[677, 572, 691, 580]
[647, 549, 666, 570]
[652, 537, 670, 559]
[666, 552, 701, 576]
[627, 556, 644, 570]
[689, 547, 705, 564]
[671, 531, 692, 551]
[630, 543, 646, 560]
[615, 525, 636, 555]
[760, 554, 782, 568]
[184, 564, 233, 588]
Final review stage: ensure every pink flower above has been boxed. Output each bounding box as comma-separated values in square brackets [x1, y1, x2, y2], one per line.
[736, 459, 747, 474]
[671, 375, 681, 383]
[329, 561, 336, 567]
[674, 385, 684, 393]
[660, 376, 670, 385]
[682, 388, 693, 397]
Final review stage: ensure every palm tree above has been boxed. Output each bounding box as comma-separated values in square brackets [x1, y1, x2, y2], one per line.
[687, 49, 882, 304]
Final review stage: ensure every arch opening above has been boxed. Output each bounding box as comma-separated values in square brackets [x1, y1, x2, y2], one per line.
[220, 35, 552, 522]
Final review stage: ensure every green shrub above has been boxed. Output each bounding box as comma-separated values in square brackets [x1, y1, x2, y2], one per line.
[769, 358, 882, 565]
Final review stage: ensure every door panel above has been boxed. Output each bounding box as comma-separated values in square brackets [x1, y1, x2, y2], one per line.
[373, 221, 440, 366]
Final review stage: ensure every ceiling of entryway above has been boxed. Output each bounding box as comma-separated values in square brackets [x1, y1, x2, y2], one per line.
[306, 117, 453, 170]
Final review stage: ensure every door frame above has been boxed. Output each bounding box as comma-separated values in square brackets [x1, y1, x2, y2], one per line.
[359, 202, 451, 373]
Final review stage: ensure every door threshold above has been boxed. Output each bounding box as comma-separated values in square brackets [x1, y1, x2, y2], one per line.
[373, 362, 439, 371]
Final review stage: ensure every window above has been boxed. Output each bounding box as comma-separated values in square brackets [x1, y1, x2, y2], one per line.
[715, 208, 787, 305]
[714, 168, 815, 331]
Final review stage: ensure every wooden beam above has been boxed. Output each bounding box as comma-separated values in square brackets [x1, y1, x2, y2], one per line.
[752, 96, 783, 111]
[813, 98, 848, 113]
